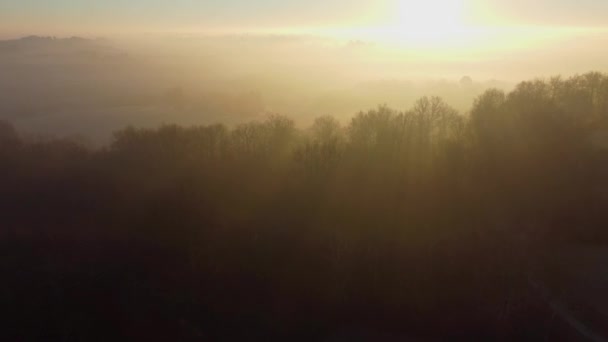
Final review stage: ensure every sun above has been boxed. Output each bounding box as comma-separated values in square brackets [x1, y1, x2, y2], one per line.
[377, 0, 471, 47]
[398, 0, 463, 28]
[317, 0, 484, 50]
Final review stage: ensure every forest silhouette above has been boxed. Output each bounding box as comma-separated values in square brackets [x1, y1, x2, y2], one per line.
[3, 72, 608, 340]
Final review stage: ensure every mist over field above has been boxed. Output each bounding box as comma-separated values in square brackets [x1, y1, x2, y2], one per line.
[3, 31, 606, 144]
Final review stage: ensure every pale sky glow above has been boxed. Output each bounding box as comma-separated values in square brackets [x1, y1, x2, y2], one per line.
[1, 0, 608, 50]
[2, 0, 608, 33]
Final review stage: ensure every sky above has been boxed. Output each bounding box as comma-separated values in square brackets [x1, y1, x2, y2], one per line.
[2, 0, 608, 38]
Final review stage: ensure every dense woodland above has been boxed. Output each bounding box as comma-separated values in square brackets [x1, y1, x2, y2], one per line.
[3, 72, 608, 340]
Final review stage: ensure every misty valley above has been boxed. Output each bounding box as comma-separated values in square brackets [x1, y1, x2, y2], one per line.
[3, 36, 608, 338]
[4, 0, 608, 338]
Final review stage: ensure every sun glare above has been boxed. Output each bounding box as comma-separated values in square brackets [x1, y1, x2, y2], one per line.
[383, 0, 469, 45]
[319, 0, 481, 50]
[396, 0, 464, 32]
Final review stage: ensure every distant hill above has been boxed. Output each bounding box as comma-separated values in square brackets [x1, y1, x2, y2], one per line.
[0, 35, 509, 145]
[0, 35, 126, 62]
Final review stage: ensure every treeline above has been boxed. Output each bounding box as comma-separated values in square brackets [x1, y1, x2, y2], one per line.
[3, 72, 608, 340]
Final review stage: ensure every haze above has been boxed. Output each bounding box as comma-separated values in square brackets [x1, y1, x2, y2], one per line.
[1, 0, 607, 142]
[6, 0, 608, 340]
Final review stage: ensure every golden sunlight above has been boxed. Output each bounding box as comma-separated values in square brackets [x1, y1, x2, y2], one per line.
[318, 0, 483, 50]
[381, 0, 471, 46]
[396, 0, 464, 32]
